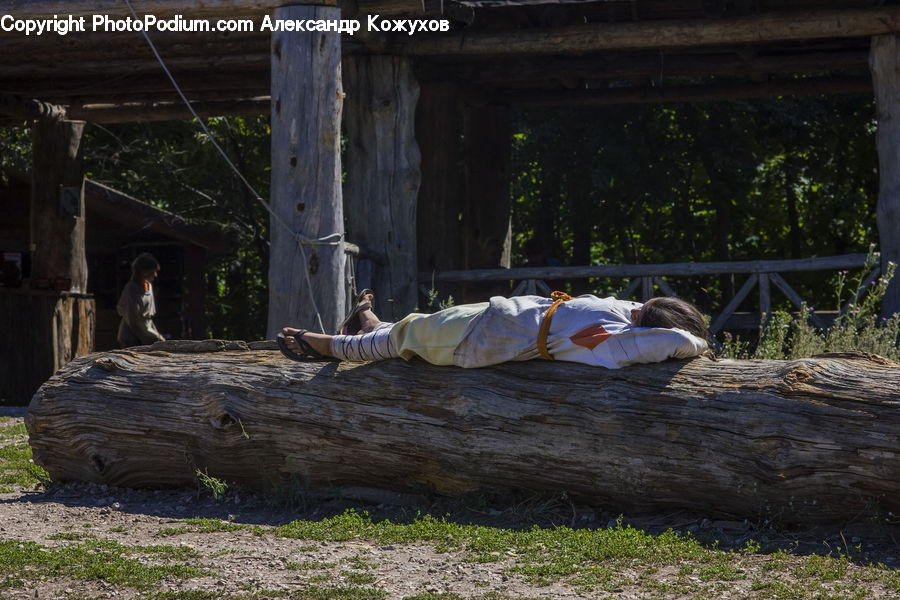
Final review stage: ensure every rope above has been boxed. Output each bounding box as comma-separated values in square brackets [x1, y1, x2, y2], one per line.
[537, 291, 573, 360]
[121, 0, 340, 333]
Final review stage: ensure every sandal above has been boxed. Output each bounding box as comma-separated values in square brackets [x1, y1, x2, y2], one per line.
[276, 330, 334, 362]
[338, 288, 374, 335]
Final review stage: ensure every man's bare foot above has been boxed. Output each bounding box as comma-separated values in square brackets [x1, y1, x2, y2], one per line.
[281, 327, 334, 358]
[357, 292, 382, 333]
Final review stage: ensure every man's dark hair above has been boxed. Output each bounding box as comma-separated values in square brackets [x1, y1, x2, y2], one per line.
[130, 252, 160, 281]
[637, 296, 710, 343]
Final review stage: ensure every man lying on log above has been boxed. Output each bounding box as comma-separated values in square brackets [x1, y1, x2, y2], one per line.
[278, 291, 710, 368]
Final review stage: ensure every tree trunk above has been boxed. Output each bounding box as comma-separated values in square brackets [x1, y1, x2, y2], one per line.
[343, 55, 421, 322]
[267, 4, 345, 336]
[25, 345, 900, 525]
[870, 34, 900, 318]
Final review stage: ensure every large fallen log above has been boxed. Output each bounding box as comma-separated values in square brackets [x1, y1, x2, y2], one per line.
[25, 342, 900, 524]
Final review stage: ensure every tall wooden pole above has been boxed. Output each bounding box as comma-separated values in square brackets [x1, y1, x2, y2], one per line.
[416, 81, 463, 306]
[343, 55, 420, 321]
[870, 34, 900, 318]
[461, 104, 512, 302]
[30, 117, 87, 293]
[267, 4, 345, 336]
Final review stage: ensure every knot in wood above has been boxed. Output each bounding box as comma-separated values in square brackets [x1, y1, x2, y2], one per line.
[93, 357, 120, 372]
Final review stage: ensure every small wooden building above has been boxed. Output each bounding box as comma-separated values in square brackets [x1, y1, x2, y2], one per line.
[0, 174, 233, 404]
[2, 0, 900, 372]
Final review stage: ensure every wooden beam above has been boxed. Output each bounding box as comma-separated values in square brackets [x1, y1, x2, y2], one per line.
[0, 94, 65, 120]
[871, 34, 900, 319]
[0, 0, 328, 19]
[30, 118, 87, 293]
[421, 253, 872, 283]
[461, 103, 512, 302]
[508, 76, 874, 107]
[416, 82, 463, 274]
[68, 100, 270, 123]
[0, 52, 272, 79]
[267, 4, 345, 336]
[423, 49, 870, 87]
[343, 55, 421, 321]
[388, 7, 900, 57]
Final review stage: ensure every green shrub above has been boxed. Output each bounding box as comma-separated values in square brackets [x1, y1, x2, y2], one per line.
[721, 249, 899, 360]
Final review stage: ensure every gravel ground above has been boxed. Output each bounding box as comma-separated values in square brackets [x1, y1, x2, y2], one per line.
[3, 407, 900, 599]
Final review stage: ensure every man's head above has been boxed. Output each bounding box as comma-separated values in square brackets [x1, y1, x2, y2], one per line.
[631, 296, 710, 343]
[131, 253, 160, 282]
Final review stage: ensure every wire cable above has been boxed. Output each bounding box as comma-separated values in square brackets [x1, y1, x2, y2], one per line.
[122, 0, 339, 332]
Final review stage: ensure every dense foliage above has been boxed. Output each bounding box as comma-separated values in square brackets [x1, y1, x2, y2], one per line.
[509, 95, 879, 314]
[81, 118, 272, 341]
[1, 93, 882, 343]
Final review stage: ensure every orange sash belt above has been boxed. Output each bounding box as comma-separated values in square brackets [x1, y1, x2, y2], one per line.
[537, 291, 573, 360]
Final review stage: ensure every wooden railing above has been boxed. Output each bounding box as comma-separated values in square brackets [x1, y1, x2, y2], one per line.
[419, 253, 880, 334]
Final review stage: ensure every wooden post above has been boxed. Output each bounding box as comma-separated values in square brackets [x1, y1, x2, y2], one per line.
[30, 118, 87, 293]
[461, 104, 512, 302]
[870, 34, 900, 318]
[416, 81, 463, 305]
[186, 245, 206, 339]
[343, 55, 421, 322]
[267, 4, 345, 336]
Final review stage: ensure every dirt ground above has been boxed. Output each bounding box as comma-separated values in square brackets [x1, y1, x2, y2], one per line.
[3, 406, 900, 600]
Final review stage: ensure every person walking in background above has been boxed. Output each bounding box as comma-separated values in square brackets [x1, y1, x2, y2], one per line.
[116, 252, 166, 348]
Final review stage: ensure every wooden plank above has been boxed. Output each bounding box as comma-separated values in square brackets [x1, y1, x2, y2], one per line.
[641, 276, 653, 301]
[510, 77, 874, 107]
[709, 273, 758, 334]
[654, 276, 677, 297]
[461, 103, 513, 302]
[871, 34, 900, 318]
[30, 118, 87, 293]
[427, 50, 871, 88]
[67, 99, 271, 124]
[393, 7, 900, 57]
[415, 82, 463, 280]
[0, 0, 328, 18]
[617, 277, 641, 300]
[266, 4, 345, 336]
[421, 253, 872, 283]
[769, 272, 828, 330]
[758, 273, 771, 326]
[343, 55, 421, 322]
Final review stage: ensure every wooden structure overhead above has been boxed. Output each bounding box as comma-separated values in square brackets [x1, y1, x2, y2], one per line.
[0, 1, 891, 125]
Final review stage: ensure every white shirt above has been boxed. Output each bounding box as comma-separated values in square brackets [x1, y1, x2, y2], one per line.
[452, 295, 708, 369]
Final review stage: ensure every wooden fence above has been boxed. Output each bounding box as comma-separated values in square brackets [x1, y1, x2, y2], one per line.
[418, 253, 878, 334]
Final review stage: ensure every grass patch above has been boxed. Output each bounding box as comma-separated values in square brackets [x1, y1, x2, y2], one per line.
[0, 423, 50, 489]
[157, 517, 245, 537]
[265, 510, 900, 597]
[0, 538, 209, 591]
[341, 569, 377, 585]
[285, 560, 337, 570]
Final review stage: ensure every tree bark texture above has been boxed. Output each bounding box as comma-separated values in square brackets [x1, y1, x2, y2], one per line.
[25, 345, 900, 524]
[343, 55, 421, 322]
[30, 118, 87, 293]
[267, 4, 345, 336]
[870, 34, 900, 319]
